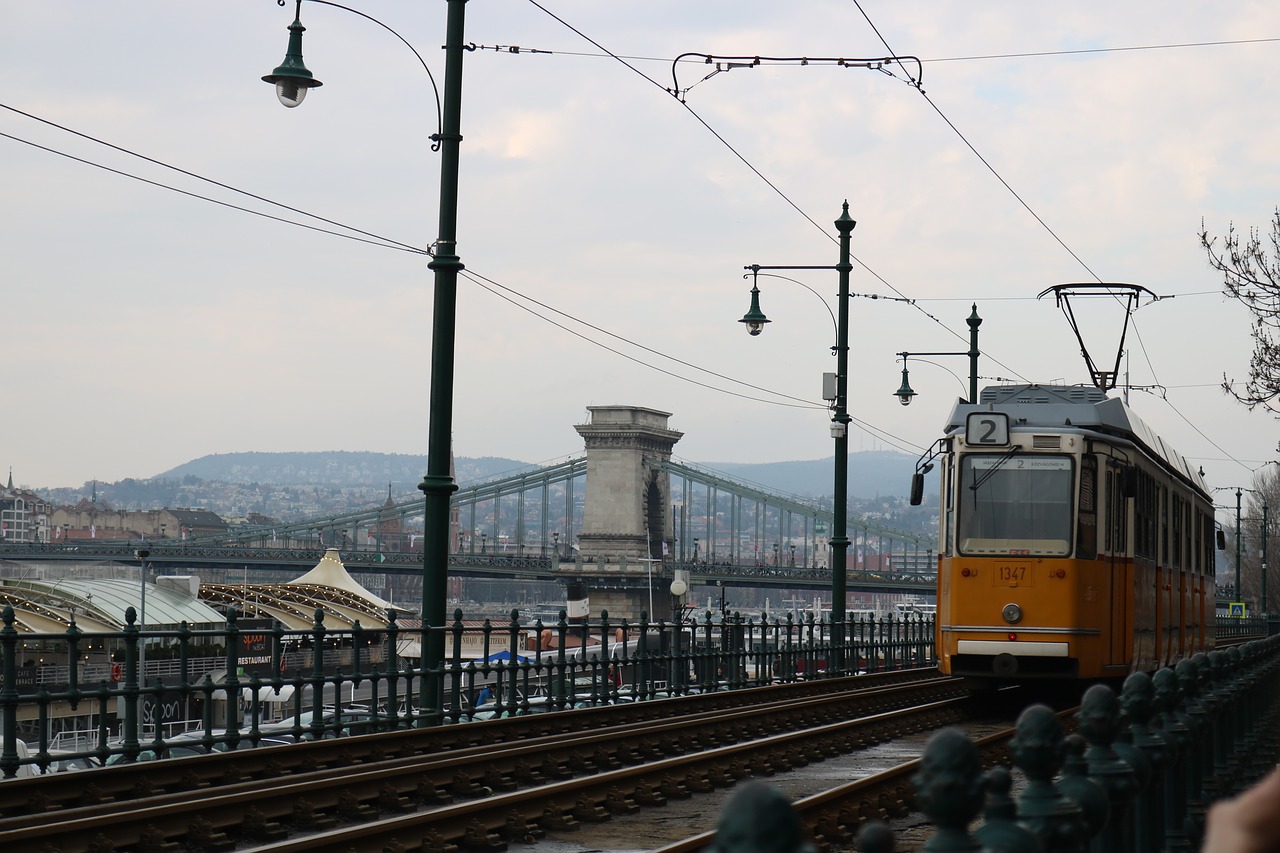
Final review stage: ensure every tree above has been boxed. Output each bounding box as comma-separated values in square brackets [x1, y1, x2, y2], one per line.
[1200, 208, 1280, 413]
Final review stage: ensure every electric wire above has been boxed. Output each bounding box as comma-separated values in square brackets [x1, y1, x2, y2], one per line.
[855, 2, 1224, 446]
[5, 12, 1254, 466]
[460, 269, 819, 409]
[0, 129, 425, 255]
[0, 102, 427, 256]
[0, 98, 925, 447]
[848, 0, 1253, 473]
[522, 0, 1030, 385]
[849, 0, 1101, 283]
[468, 35, 1280, 71]
[1150, 392, 1252, 475]
[462, 268, 925, 454]
[923, 37, 1280, 64]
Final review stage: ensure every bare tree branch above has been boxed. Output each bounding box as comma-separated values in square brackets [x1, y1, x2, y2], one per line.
[1201, 208, 1280, 412]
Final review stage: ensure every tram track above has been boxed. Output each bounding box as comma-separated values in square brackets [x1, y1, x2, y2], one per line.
[652, 704, 1075, 852]
[0, 669, 966, 852]
[0, 668, 934, 819]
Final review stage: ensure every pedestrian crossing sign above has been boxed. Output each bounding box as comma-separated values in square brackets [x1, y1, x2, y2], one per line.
[1229, 602, 1246, 618]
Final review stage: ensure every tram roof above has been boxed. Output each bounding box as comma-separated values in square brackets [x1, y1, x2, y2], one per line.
[946, 384, 1207, 494]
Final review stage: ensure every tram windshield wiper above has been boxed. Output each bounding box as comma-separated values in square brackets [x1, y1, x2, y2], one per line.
[968, 445, 1020, 493]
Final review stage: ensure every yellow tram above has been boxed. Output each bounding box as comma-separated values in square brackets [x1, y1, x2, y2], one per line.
[916, 384, 1218, 685]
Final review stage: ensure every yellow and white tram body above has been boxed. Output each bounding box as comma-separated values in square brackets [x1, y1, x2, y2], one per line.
[933, 385, 1215, 684]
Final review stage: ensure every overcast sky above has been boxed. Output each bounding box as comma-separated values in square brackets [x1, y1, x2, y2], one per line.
[4, 2, 1279, 526]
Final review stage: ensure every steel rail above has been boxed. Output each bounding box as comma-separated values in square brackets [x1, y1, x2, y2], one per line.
[0, 669, 939, 818]
[651, 705, 1078, 852]
[230, 690, 976, 852]
[0, 674, 966, 851]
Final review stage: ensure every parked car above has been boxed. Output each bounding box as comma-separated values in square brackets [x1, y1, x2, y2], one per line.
[42, 751, 101, 773]
[257, 706, 386, 740]
[103, 740, 213, 765]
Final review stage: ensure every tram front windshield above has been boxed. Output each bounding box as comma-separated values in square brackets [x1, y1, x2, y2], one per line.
[956, 454, 1073, 556]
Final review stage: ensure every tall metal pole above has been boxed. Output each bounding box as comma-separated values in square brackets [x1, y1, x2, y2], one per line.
[831, 203, 855, 672]
[137, 550, 149, 676]
[1236, 488, 1243, 600]
[967, 304, 982, 404]
[1262, 502, 1269, 616]
[418, 0, 467, 718]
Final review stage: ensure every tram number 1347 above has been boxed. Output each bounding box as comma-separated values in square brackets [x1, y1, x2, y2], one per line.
[997, 565, 1027, 583]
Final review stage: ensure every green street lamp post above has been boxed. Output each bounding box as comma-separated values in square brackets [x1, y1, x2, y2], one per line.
[739, 202, 855, 673]
[1238, 488, 1243, 599]
[891, 304, 982, 406]
[1262, 501, 1269, 616]
[264, 0, 468, 720]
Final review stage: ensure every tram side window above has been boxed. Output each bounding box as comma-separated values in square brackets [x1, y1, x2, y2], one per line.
[1077, 456, 1097, 560]
[1135, 470, 1156, 561]
[1104, 470, 1114, 553]
[1200, 509, 1212, 578]
[1116, 469, 1129, 555]
[1172, 494, 1182, 570]
[1161, 486, 1169, 567]
[1184, 502, 1193, 575]
[1104, 465, 1129, 556]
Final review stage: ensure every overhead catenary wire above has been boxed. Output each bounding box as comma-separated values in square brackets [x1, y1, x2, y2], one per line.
[847, 0, 1253, 475]
[0, 102, 427, 256]
[466, 35, 1280, 71]
[0, 97, 921, 452]
[461, 268, 925, 454]
[521, 0, 1030, 385]
[5, 7, 1260, 472]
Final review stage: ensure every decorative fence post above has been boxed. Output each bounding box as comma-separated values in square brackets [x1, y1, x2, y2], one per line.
[1175, 657, 1209, 847]
[223, 607, 242, 747]
[1077, 683, 1138, 853]
[307, 608, 327, 740]
[1009, 703, 1088, 853]
[1152, 667, 1192, 853]
[705, 780, 817, 853]
[912, 727, 986, 853]
[1057, 732, 1109, 843]
[1119, 671, 1168, 853]
[1206, 650, 1234, 796]
[974, 766, 1040, 853]
[120, 605, 142, 763]
[0, 607, 19, 779]
[383, 609, 401, 721]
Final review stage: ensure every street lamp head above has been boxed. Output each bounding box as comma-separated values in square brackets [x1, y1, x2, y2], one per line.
[263, 9, 323, 108]
[739, 283, 770, 336]
[894, 364, 916, 407]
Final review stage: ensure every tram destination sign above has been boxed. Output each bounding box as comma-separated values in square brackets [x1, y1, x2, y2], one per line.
[965, 412, 1010, 446]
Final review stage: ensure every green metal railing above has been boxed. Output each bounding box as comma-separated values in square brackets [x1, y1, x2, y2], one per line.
[0, 605, 936, 776]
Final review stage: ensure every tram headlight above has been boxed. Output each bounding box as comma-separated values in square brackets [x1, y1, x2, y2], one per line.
[1001, 603, 1023, 625]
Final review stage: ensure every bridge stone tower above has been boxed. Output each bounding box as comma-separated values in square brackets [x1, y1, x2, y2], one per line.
[566, 406, 682, 621]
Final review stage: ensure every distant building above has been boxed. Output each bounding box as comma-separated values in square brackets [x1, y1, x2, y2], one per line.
[160, 508, 229, 539]
[50, 504, 229, 542]
[0, 471, 53, 543]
